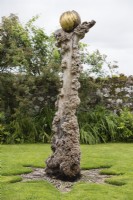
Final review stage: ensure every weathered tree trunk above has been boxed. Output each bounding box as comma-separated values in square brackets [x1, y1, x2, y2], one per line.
[45, 21, 96, 180]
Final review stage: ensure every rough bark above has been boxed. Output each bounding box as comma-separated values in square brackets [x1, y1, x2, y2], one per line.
[45, 20, 96, 180]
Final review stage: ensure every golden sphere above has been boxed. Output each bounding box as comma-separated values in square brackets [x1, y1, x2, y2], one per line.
[60, 10, 81, 32]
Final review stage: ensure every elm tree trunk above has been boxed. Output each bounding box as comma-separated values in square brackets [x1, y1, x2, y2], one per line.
[45, 21, 96, 180]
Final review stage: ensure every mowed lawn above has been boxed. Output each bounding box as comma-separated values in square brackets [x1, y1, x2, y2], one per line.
[1, 143, 133, 200]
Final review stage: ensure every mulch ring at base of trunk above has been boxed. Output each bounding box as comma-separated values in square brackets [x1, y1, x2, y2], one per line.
[21, 168, 112, 193]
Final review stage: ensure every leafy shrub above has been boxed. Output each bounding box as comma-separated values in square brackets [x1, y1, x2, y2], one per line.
[78, 106, 133, 144]
[0, 71, 58, 144]
[8, 105, 54, 144]
[78, 106, 118, 144]
[0, 112, 10, 144]
[116, 109, 133, 142]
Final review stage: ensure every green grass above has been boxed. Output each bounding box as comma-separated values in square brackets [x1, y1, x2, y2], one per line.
[1, 143, 133, 200]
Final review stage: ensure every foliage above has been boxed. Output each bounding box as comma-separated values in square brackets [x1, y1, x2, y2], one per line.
[78, 106, 133, 144]
[0, 70, 133, 144]
[116, 108, 133, 142]
[0, 112, 10, 143]
[0, 72, 58, 144]
[1, 144, 133, 199]
[79, 73, 101, 111]
[81, 47, 119, 77]
[0, 14, 31, 73]
[78, 106, 117, 144]
[0, 14, 60, 75]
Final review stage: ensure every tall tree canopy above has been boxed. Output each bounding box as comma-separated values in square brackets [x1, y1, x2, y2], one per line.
[0, 14, 60, 75]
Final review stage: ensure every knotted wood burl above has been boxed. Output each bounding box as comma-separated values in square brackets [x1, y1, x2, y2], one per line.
[45, 20, 96, 180]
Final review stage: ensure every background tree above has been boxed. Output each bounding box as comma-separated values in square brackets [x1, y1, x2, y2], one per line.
[0, 14, 31, 73]
[80, 44, 119, 77]
[0, 14, 60, 75]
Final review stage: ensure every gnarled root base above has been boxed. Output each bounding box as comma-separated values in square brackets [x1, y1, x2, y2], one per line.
[45, 115, 81, 181]
[45, 167, 81, 181]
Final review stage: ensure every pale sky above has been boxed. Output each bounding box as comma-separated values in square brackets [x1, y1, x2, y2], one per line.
[0, 0, 133, 75]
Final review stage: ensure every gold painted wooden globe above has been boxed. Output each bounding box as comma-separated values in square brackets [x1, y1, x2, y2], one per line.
[60, 10, 81, 32]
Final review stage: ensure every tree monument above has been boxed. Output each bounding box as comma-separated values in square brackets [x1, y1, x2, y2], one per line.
[45, 11, 96, 180]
